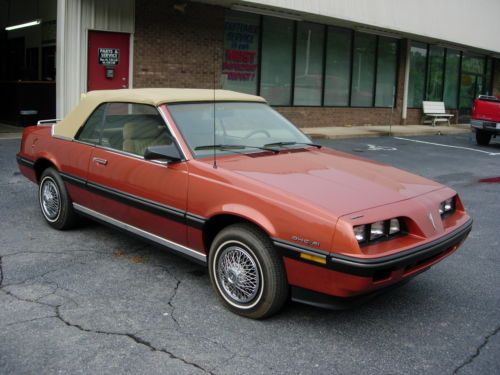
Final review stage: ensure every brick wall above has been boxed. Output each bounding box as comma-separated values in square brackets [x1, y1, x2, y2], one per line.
[133, 0, 426, 127]
[133, 0, 225, 89]
[275, 107, 401, 127]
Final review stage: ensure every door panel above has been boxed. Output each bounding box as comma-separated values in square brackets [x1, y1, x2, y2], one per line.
[48, 140, 94, 206]
[86, 147, 189, 246]
[87, 31, 130, 91]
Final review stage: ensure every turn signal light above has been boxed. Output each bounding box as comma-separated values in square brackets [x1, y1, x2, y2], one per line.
[300, 252, 327, 265]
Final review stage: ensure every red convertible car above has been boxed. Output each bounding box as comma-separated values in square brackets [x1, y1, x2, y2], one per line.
[17, 89, 472, 319]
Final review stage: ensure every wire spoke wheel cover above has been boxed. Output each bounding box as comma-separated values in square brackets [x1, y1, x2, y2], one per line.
[40, 177, 61, 221]
[215, 241, 263, 307]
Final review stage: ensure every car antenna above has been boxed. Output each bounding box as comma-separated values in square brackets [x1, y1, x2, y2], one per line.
[212, 43, 218, 169]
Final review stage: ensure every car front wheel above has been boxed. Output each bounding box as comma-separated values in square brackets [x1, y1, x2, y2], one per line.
[476, 130, 491, 146]
[39, 168, 78, 230]
[208, 223, 288, 319]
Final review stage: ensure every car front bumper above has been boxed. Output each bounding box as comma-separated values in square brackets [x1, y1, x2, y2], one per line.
[276, 218, 472, 305]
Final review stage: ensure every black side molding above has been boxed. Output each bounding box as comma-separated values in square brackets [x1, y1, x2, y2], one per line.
[16, 155, 35, 168]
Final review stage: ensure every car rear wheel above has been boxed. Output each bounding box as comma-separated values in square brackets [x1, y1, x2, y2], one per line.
[476, 130, 491, 146]
[208, 223, 288, 319]
[39, 168, 78, 230]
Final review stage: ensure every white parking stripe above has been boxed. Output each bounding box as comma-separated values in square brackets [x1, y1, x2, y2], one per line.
[393, 137, 500, 156]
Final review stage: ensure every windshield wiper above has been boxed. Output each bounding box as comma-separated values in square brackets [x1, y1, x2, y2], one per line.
[263, 141, 322, 149]
[195, 144, 279, 153]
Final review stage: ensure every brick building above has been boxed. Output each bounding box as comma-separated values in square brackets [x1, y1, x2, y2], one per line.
[1, 0, 499, 127]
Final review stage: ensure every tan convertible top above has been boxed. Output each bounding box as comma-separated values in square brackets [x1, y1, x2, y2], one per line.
[53, 88, 267, 139]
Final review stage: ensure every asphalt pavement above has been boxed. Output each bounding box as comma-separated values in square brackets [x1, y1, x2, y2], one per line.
[1, 133, 499, 375]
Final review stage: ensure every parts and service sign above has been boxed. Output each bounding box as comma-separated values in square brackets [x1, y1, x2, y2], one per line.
[98, 48, 120, 65]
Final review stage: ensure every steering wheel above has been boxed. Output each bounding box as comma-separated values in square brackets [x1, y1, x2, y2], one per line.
[243, 129, 271, 139]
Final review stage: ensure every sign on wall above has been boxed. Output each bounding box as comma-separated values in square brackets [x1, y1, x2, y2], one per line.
[98, 48, 120, 65]
[222, 11, 259, 94]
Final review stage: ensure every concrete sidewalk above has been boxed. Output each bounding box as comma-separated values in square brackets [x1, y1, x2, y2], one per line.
[0, 123, 24, 140]
[1, 122, 471, 141]
[301, 123, 470, 139]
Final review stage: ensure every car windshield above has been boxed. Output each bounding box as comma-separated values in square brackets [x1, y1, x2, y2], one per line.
[167, 102, 312, 158]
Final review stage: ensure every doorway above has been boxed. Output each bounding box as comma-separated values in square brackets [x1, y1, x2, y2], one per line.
[87, 31, 130, 91]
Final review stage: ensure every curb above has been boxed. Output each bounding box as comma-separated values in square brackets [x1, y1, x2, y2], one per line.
[303, 128, 470, 140]
[0, 133, 22, 140]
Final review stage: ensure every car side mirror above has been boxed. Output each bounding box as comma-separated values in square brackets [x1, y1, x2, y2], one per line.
[144, 144, 182, 163]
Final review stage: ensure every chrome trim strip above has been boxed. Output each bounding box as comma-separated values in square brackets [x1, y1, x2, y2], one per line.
[73, 203, 206, 263]
[38, 118, 61, 125]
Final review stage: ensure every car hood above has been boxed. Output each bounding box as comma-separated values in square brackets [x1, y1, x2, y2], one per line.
[215, 147, 444, 216]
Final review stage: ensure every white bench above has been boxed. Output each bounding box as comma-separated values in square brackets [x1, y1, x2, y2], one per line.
[422, 101, 454, 127]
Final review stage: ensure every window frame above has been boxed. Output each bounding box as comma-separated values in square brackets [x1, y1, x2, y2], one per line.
[322, 26, 353, 107]
[349, 31, 377, 108]
[258, 15, 295, 106]
[374, 36, 400, 108]
[292, 21, 326, 107]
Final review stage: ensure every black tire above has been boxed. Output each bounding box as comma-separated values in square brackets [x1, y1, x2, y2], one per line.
[38, 168, 78, 230]
[476, 130, 491, 146]
[208, 223, 288, 319]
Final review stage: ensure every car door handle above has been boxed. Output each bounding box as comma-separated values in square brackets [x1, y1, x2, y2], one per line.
[93, 157, 108, 166]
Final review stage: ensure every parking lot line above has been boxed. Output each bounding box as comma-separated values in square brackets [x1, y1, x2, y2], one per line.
[393, 137, 500, 156]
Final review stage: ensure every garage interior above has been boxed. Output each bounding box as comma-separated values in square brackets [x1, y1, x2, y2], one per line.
[0, 0, 57, 126]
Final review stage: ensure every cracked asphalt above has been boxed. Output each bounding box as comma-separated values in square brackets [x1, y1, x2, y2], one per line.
[1, 133, 499, 374]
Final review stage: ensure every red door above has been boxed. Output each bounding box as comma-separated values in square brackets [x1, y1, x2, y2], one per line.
[87, 31, 130, 91]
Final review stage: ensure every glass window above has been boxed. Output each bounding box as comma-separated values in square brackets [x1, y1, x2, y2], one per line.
[459, 53, 486, 109]
[169, 102, 311, 158]
[408, 42, 428, 108]
[461, 53, 485, 74]
[375, 37, 398, 107]
[485, 58, 493, 95]
[324, 27, 352, 106]
[443, 49, 460, 109]
[293, 22, 325, 106]
[260, 17, 294, 106]
[79, 103, 172, 156]
[426, 46, 445, 101]
[350, 32, 376, 107]
[222, 11, 260, 95]
[77, 104, 106, 144]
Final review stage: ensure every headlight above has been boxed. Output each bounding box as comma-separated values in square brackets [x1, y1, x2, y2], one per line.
[370, 221, 385, 240]
[353, 218, 404, 245]
[389, 218, 400, 234]
[353, 225, 366, 242]
[439, 196, 456, 216]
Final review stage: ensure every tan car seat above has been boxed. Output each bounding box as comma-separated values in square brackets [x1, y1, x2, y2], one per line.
[122, 121, 171, 156]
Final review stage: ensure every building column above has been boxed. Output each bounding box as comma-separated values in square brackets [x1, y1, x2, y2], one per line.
[56, 0, 83, 119]
[400, 39, 411, 125]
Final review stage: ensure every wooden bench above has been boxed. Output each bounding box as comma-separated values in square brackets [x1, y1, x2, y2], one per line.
[422, 101, 454, 126]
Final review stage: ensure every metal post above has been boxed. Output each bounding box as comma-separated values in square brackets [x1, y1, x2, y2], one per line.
[401, 40, 410, 124]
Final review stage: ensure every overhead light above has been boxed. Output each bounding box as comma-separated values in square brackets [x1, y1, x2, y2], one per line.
[5, 19, 41, 31]
[357, 27, 401, 39]
[231, 4, 302, 21]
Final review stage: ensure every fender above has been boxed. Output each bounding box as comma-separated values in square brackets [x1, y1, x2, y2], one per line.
[34, 151, 62, 173]
[206, 203, 277, 238]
